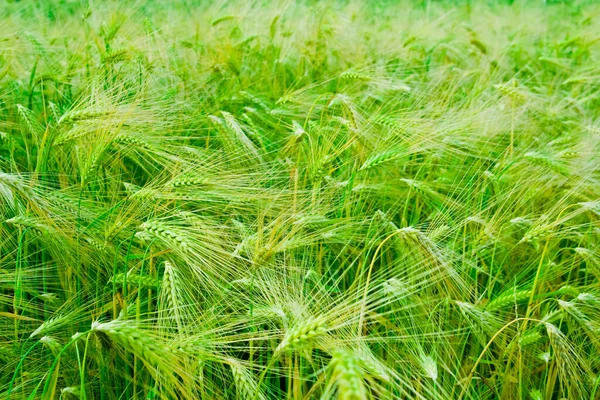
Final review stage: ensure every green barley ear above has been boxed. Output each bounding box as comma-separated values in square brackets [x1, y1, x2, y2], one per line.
[60, 387, 81, 398]
[329, 349, 368, 400]
[529, 389, 543, 400]
[541, 308, 564, 324]
[418, 354, 438, 381]
[30, 312, 79, 338]
[139, 220, 189, 252]
[519, 330, 544, 347]
[239, 91, 270, 111]
[0, 131, 9, 143]
[340, 71, 370, 81]
[123, 182, 158, 200]
[544, 322, 588, 398]
[109, 272, 159, 290]
[523, 151, 568, 175]
[354, 346, 391, 383]
[6, 215, 53, 236]
[486, 288, 533, 311]
[40, 336, 62, 356]
[382, 277, 410, 300]
[90, 318, 188, 392]
[455, 301, 499, 344]
[493, 80, 527, 102]
[373, 115, 398, 130]
[507, 329, 544, 352]
[359, 148, 406, 171]
[228, 359, 266, 400]
[558, 300, 597, 333]
[92, 319, 156, 358]
[160, 261, 183, 331]
[113, 133, 153, 150]
[16, 104, 43, 140]
[85, 236, 106, 252]
[172, 176, 211, 188]
[217, 111, 261, 161]
[275, 315, 327, 354]
[58, 108, 112, 124]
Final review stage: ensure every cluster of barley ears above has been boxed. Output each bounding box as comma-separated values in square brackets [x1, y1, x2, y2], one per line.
[0, 0, 599, 399]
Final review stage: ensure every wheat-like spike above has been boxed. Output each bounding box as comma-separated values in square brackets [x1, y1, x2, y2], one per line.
[558, 300, 596, 333]
[493, 81, 527, 101]
[382, 278, 410, 300]
[105, 220, 128, 241]
[53, 124, 93, 145]
[60, 387, 81, 397]
[161, 261, 182, 330]
[123, 182, 158, 201]
[576, 292, 600, 305]
[6, 215, 52, 236]
[275, 315, 327, 354]
[220, 111, 261, 159]
[524, 152, 567, 175]
[557, 149, 578, 159]
[519, 222, 553, 245]
[172, 176, 211, 187]
[47, 101, 61, 122]
[555, 285, 580, 298]
[39, 336, 62, 355]
[399, 179, 431, 196]
[114, 134, 153, 150]
[47, 191, 80, 212]
[486, 289, 533, 311]
[455, 300, 498, 344]
[38, 293, 59, 304]
[228, 359, 266, 400]
[85, 236, 106, 252]
[58, 108, 112, 124]
[529, 389, 543, 400]
[332, 94, 361, 129]
[139, 220, 189, 252]
[110, 272, 158, 289]
[0, 172, 40, 205]
[519, 330, 544, 347]
[373, 210, 399, 231]
[470, 38, 488, 54]
[360, 150, 402, 171]
[330, 349, 368, 400]
[30, 313, 74, 338]
[544, 322, 587, 397]
[418, 354, 438, 381]
[241, 112, 263, 137]
[509, 216, 532, 226]
[374, 115, 398, 129]
[508, 329, 544, 352]
[541, 308, 563, 324]
[355, 347, 391, 382]
[16, 104, 43, 138]
[0, 131, 10, 143]
[239, 91, 270, 111]
[340, 71, 370, 81]
[103, 49, 130, 63]
[398, 226, 462, 292]
[82, 148, 106, 183]
[91, 319, 172, 370]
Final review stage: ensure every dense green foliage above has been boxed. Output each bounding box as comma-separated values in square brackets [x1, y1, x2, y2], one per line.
[1, 0, 599, 399]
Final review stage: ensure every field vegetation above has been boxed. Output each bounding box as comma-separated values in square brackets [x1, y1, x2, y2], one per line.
[0, 0, 599, 399]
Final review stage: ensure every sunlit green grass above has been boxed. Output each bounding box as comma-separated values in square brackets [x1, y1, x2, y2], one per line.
[0, 0, 599, 399]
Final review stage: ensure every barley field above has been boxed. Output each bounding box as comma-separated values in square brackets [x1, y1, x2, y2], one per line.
[0, 0, 599, 399]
